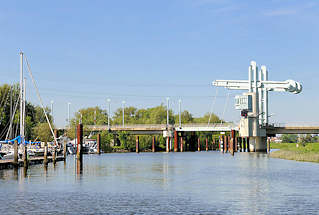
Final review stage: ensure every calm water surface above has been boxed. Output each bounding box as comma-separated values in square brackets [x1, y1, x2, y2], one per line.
[0, 152, 319, 214]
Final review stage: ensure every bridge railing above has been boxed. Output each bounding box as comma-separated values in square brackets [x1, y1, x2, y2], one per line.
[85, 123, 237, 130]
[269, 122, 319, 128]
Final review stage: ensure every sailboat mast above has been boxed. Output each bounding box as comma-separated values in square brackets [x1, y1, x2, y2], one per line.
[20, 51, 24, 144]
[23, 78, 26, 140]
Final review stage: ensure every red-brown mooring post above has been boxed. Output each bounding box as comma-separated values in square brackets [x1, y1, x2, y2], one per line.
[152, 136, 156, 152]
[180, 137, 184, 152]
[206, 138, 208, 151]
[166, 137, 170, 152]
[174, 130, 178, 152]
[77, 123, 83, 161]
[97, 133, 101, 154]
[231, 130, 236, 155]
[212, 138, 216, 151]
[136, 136, 140, 153]
[197, 137, 201, 151]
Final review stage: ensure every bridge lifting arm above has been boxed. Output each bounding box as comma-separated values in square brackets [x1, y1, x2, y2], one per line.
[212, 79, 302, 94]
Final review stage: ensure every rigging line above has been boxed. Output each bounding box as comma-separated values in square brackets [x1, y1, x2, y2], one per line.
[0, 119, 11, 140]
[5, 95, 20, 140]
[0, 87, 10, 111]
[221, 91, 230, 124]
[208, 88, 218, 125]
[24, 55, 58, 146]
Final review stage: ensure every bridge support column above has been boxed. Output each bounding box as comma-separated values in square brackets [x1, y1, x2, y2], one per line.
[248, 136, 267, 152]
[166, 137, 170, 152]
[180, 137, 183, 152]
[247, 137, 250, 152]
[174, 131, 178, 152]
[97, 133, 101, 154]
[152, 136, 155, 153]
[206, 138, 208, 151]
[136, 136, 139, 153]
[220, 136, 224, 152]
[197, 138, 201, 151]
[223, 136, 227, 153]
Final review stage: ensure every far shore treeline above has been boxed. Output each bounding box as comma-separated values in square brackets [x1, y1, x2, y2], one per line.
[0, 83, 224, 152]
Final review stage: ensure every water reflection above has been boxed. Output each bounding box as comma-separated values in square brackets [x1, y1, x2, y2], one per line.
[0, 152, 318, 214]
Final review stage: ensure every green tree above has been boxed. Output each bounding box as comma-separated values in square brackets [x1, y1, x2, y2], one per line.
[33, 122, 54, 142]
[193, 113, 223, 124]
[281, 134, 298, 143]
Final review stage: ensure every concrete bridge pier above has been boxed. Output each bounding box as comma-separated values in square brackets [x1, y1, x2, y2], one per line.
[248, 137, 267, 152]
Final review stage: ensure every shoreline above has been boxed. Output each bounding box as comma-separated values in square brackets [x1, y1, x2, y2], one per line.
[270, 142, 319, 163]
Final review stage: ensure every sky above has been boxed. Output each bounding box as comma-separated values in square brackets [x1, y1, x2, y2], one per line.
[0, 0, 318, 128]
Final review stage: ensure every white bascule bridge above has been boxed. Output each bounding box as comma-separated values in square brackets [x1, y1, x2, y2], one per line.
[213, 61, 302, 152]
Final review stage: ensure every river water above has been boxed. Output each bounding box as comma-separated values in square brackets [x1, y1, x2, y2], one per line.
[0, 152, 318, 214]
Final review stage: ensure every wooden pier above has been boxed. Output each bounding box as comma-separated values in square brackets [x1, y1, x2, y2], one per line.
[0, 156, 65, 170]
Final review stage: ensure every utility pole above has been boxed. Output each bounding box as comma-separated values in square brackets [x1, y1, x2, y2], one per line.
[51, 100, 54, 124]
[166, 97, 169, 127]
[122, 101, 125, 128]
[68, 102, 71, 129]
[107, 98, 111, 130]
[178, 99, 182, 128]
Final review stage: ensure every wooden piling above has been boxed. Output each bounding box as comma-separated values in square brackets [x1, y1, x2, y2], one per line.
[44, 142, 48, 166]
[223, 135, 227, 153]
[23, 144, 28, 168]
[136, 136, 140, 153]
[197, 137, 201, 151]
[52, 148, 56, 165]
[76, 123, 83, 161]
[166, 137, 170, 152]
[13, 140, 18, 167]
[180, 137, 183, 152]
[212, 138, 216, 151]
[63, 139, 67, 159]
[206, 138, 208, 151]
[97, 133, 101, 154]
[152, 136, 156, 152]
[174, 131, 178, 152]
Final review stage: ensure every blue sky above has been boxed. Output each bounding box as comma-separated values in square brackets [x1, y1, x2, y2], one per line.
[1, 0, 318, 127]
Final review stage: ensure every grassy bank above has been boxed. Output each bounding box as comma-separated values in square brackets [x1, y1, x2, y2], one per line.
[270, 142, 319, 163]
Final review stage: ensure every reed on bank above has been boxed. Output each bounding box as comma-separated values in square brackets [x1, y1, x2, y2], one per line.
[270, 142, 319, 163]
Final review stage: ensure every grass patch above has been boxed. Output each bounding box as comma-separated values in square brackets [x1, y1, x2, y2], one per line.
[270, 142, 319, 163]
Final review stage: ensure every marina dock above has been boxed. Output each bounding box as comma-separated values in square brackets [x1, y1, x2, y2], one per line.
[0, 156, 65, 170]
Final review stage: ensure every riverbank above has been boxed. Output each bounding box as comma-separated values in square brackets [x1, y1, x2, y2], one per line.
[270, 142, 319, 163]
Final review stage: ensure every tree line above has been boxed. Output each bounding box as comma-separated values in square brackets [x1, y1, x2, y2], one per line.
[0, 83, 53, 142]
[67, 105, 224, 152]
